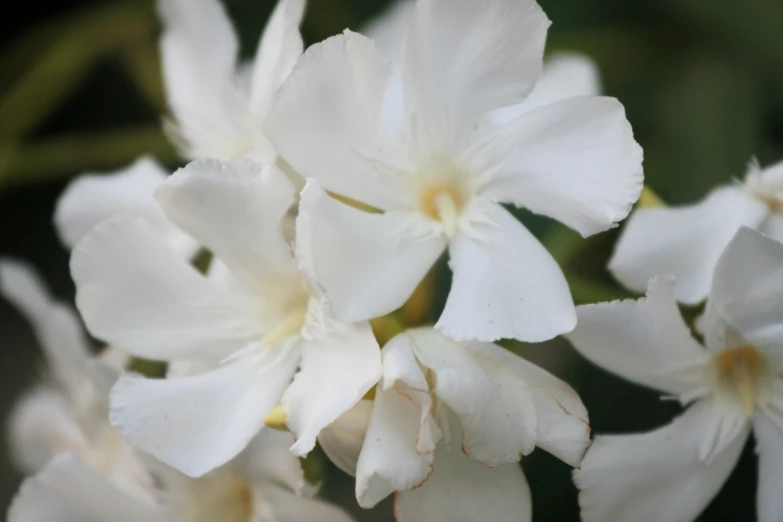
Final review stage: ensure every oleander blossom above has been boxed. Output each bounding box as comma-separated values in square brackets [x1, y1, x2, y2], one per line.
[8, 431, 354, 522]
[0, 260, 151, 500]
[568, 227, 783, 522]
[610, 157, 783, 304]
[267, 0, 643, 343]
[53, 156, 196, 257]
[318, 328, 590, 522]
[70, 157, 382, 477]
[159, 0, 305, 163]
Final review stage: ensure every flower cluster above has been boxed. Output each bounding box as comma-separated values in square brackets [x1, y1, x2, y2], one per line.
[4, 0, 781, 521]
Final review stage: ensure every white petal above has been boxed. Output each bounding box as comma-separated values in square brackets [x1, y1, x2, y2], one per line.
[1, 259, 89, 389]
[283, 321, 381, 456]
[8, 453, 167, 522]
[381, 332, 442, 453]
[514, 53, 602, 114]
[702, 226, 783, 351]
[262, 484, 355, 522]
[482, 97, 643, 237]
[241, 430, 304, 494]
[54, 156, 195, 256]
[395, 443, 531, 522]
[297, 180, 445, 322]
[72, 216, 260, 361]
[318, 400, 373, 477]
[157, 158, 296, 288]
[267, 31, 404, 210]
[609, 187, 768, 304]
[158, 0, 249, 159]
[437, 204, 575, 343]
[109, 346, 299, 477]
[408, 328, 537, 466]
[401, 0, 550, 142]
[574, 401, 749, 522]
[7, 387, 85, 474]
[759, 213, 783, 243]
[360, 0, 413, 62]
[462, 341, 590, 466]
[355, 387, 433, 509]
[249, 0, 305, 116]
[755, 410, 783, 522]
[567, 275, 710, 396]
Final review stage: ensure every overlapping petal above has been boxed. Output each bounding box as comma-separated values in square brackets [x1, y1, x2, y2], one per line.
[395, 441, 532, 522]
[401, 0, 550, 143]
[702, 226, 783, 351]
[567, 276, 710, 396]
[609, 187, 768, 304]
[157, 158, 296, 289]
[282, 321, 381, 456]
[72, 216, 261, 361]
[463, 340, 590, 466]
[249, 0, 306, 116]
[408, 329, 537, 466]
[318, 400, 373, 477]
[158, 0, 248, 159]
[297, 180, 446, 323]
[355, 386, 433, 509]
[267, 31, 404, 210]
[437, 204, 575, 342]
[54, 156, 194, 256]
[110, 346, 299, 477]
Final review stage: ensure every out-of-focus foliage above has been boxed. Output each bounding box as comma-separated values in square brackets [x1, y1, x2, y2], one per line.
[0, 0, 781, 520]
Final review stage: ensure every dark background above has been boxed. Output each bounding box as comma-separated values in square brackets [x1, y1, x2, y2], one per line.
[1, 0, 782, 520]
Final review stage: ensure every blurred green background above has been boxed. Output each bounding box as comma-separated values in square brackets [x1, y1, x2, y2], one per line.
[1, 0, 782, 520]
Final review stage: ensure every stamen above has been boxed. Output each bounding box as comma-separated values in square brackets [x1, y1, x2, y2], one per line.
[419, 184, 466, 237]
[263, 405, 289, 431]
[714, 345, 770, 414]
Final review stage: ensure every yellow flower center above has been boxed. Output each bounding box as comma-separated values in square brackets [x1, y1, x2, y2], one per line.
[419, 183, 469, 237]
[714, 345, 771, 414]
[413, 158, 473, 237]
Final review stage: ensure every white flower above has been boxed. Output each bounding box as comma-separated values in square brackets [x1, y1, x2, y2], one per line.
[71, 158, 382, 477]
[159, 0, 305, 163]
[1, 260, 151, 499]
[609, 158, 783, 304]
[321, 328, 589, 521]
[568, 227, 783, 522]
[8, 431, 355, 522]
[361, 0, 602, 105]
[54, 156, 197, 257]
[266, 0, 643, 343]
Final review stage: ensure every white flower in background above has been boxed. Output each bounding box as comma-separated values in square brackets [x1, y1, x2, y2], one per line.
[54, 156, 196, 257]
[8, 453, 167, 522]
[361, 0, 602, 102]
[568, 227, 783, 522]
[267, 0, 643, 343]
[318, 328, 589, 522]
[159, 0, 305, 163]
[9, 431, 355, 522]
[610, 158, 783, 304]
[1, 260, 151, 500]
[71, 158, 382, 477]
